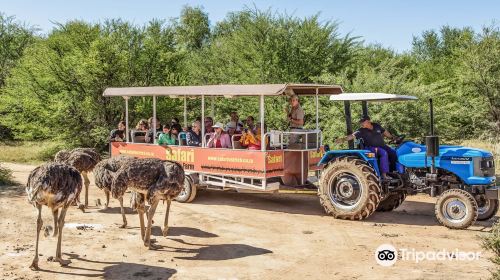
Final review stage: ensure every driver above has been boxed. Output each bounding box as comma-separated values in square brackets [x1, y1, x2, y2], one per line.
[336, 116, 397, 179]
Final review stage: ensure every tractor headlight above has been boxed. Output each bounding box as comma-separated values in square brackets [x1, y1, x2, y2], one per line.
[474, 156, 495, 177]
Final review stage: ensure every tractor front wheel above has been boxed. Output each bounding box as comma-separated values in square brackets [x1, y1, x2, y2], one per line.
[476, 195, 499, 221]
[318, 157, 381, 220]
[435, 189, 478, 229]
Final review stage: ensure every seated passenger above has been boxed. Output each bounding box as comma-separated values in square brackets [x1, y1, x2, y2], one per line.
[207, 122, 232, 148]
[170, 123, 181, 142]
[246, 116, 256, 132]
[186, 121, 202, 146]
[145, 117, 162, 143]
[226, 112, 244, 134]
[135, 119, 149, 131]
[109, 121, 126, 142]
[158, 124, 177, 145]
[205, 116, 214, 134]
[170, 117, 180, 126]
[240, 124, 267, 150]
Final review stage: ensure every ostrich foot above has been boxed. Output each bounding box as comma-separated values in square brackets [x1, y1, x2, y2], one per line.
[29, 260, 39, 271]
[148, 243, 162, 250]
[51, 257, 71, 266]
[162, 226, 169, 237]
[77, 204, 85, 213]
[119, 223, 127, 229]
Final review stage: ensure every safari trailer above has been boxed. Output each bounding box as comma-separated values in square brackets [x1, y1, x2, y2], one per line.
[103, 84, 343, 202]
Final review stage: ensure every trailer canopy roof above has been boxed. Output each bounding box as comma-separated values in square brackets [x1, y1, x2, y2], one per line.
[329, 92, 417, 102]
[103, 83, 343, 97]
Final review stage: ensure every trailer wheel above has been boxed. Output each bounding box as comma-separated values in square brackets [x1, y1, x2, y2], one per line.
[318, 156, 381, 220]
[376, 192, 406, 212]
[175, 176, 197, 203]
[435, 189, 478, 229]
[476, 195, 499, 221]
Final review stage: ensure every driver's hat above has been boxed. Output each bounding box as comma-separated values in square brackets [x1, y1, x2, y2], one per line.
[358, 115, 371, 124]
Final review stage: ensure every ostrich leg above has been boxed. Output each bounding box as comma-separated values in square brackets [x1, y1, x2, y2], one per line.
[82, 172, 90, 208]
[137, 205, 146, 241]
[52, 208, 59, 237]
[29, 204, 43, 270]
[54, 207, 71, 266]
[144, 199, 159, 249]
[104, 190, 110, 209]
[162, 198, 172, 237]
[118, 196, 127, 228]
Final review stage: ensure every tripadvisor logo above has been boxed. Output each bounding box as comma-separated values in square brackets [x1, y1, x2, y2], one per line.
[375, 243, 482, 266]
[375, 244, 397, 266]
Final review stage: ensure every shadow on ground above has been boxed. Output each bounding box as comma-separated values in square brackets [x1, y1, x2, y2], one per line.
[37, 253, 176, 279]
[194, 190, 498, 229]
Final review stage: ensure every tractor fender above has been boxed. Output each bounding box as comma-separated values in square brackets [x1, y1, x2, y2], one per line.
[318, 150, 381, 176]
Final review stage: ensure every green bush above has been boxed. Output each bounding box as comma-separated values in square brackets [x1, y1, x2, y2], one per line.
[482, 221, 500, 279]
[0, 164, 14, 186]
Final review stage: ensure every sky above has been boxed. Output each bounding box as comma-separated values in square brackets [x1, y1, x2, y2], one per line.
[1, 0, 498, 52]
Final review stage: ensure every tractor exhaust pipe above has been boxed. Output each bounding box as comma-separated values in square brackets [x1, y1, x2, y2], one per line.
[426, 98, 439, 175]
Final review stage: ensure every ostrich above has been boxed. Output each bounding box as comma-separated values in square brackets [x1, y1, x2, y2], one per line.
[93, 155, 133, 227]
[54, 148, 101, 208]
[26, 162, 82, 270]
[112, 158, 184, 249]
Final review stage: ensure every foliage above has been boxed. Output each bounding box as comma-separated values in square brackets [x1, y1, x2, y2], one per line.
[0, 163, 14, 185]
[482, 222, 500, 279]
[0, 7, 498, 151]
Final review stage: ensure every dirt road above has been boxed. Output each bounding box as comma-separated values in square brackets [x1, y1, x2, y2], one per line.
[0, 162, 496, 280]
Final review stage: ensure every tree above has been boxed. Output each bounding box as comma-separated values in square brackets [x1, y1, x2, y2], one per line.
[173, 6, 210, 50]
[456, 26, 500, 136]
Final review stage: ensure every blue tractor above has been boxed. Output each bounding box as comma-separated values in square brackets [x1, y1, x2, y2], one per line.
[318, 93, 498, 229]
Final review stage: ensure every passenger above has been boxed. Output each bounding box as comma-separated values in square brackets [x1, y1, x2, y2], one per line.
[186, 121, 202, 146]
[170, 118, 180, 126]
[158, 124, 177, 145]
[285, 94, 305, 144]
[145, 117, 162, 143]
[240, 124, 266, 150]
[226, 112, 244, 133]
[207, 122, 232, 148]
[171, 123, 182, 141]
[205, 116, 214, 134]
[246, 116, 256, 132]
[226, 122, 237, 137]
[109, 121, 126, 142]
[135, 119, 149, 131]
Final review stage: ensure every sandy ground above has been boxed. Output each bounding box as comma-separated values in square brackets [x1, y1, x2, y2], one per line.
[0, 162, 497, 280]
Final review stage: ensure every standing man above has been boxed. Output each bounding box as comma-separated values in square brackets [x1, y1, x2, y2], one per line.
[336, 116, 397, 179]
[285, 95, 305, 143]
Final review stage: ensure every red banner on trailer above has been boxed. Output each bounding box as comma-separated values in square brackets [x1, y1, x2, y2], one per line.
[110, 142, 285, 178]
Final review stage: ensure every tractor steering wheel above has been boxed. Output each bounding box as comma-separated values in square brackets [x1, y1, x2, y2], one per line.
[388, 134, 405, 146]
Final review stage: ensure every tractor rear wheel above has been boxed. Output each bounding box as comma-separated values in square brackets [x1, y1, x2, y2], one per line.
[476, 195, 499, 221]
[376, 192, 406, 212]
[175, 176, 197, 203]
[318, 156, 381, 220]
[435, 189, 478, 229]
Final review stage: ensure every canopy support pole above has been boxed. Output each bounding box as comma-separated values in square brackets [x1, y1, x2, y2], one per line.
[201, 95, 205, 147]
[153, 95, 157, 144]
[315, 88, 319, 130]
[124, 96, 129, 142]
[183, 95, 187, 127]
[260, 94, 265, 151]
[362, 101, 368, 116]
[344, 101, 354, 149]
[211, 96, 215, 117]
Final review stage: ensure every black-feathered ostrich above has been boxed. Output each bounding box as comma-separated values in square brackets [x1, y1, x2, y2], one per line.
[54, 148, 101, 208]
[93, 155, 133, 227]
[26, 162, 82, 270]
[112, 158, 184, 249]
